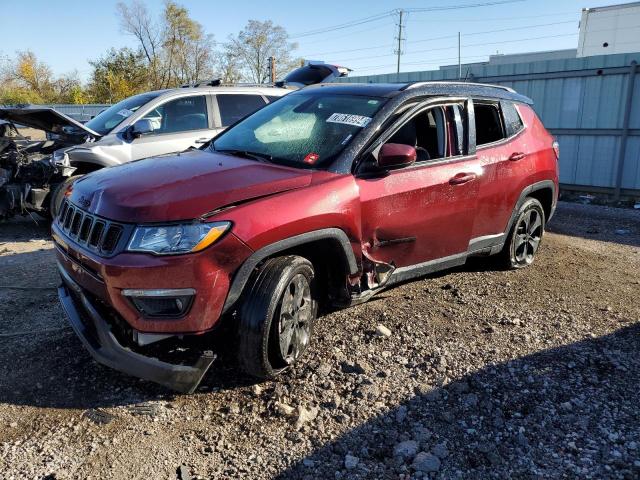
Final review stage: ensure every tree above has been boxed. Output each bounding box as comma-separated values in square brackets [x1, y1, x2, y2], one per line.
[225, 20, 299, 83]
[87, 48, 149, 103]
[0, 50, 86, 104]
[116, 0, 216, 88]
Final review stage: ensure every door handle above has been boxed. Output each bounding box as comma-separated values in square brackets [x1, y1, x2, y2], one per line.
[509, 152, 527, 161]
[449, 172, 477, 185]
[194, 137, 210, 144]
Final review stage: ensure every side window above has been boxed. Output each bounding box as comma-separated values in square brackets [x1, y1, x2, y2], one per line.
[474, 102, 505, 146]
[142, 95, 208, 134]
[386, 105, 463, 162]
[266, 95, 283, 103]
[501, 101, 524, 137]
[217, 94, 266, 126]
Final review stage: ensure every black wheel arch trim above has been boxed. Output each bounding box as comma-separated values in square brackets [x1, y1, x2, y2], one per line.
[222, 228, 359, 314]
[504, 180, 556, 236]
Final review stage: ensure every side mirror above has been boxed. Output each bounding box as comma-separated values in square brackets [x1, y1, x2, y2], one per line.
[377, 143, 417, 169]
[131, 119, 154, 138]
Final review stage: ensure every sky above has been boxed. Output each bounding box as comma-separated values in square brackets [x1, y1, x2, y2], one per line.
[0, 0, 627, 81]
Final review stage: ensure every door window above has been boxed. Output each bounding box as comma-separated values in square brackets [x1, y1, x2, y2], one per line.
[217, 94, 266, 126]
[386, 105, 463, 162]
[142, 95, 208, 134]
[474, 102, 505, 146]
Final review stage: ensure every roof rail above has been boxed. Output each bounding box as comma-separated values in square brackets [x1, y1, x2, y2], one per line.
[405, 81, 516, 93]
[180, 79, 283, 89]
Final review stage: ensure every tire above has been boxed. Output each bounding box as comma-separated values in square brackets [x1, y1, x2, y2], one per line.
[237, 255, 318, 379]
[48, 175, 82, 219]
[497, 197, 546, 269]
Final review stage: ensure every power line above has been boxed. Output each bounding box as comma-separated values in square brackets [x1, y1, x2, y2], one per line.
[290, 0, 524, 39]
[301, 20, 577, 58]
[333, 31, 578, 64]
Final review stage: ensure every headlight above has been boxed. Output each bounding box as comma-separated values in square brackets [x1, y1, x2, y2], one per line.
[127, 221, 231, 255]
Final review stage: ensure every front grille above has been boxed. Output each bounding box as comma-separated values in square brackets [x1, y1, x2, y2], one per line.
[57, 199, 128, 256]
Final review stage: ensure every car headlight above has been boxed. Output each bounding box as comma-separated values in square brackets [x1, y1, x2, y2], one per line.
[126, 221, 231, 255]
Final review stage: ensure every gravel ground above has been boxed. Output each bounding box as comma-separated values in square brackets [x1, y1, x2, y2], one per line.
[0, 201, 639, 480]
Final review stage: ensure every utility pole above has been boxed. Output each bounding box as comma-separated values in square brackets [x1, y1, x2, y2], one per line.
[268, 56, 276, 84]
[395, 9, 405, 74]
[458, 32, 462, 80]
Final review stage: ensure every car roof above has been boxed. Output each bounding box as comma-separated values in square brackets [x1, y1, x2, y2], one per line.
[299, 81, 533, 105]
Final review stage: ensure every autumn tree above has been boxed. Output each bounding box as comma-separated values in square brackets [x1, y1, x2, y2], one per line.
[0, 51, 84, 104]
[87, 48, 149, 103]
[116, 0, 216, 88]
[225, 20, 299, 83]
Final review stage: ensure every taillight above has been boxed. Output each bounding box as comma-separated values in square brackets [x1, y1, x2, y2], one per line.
[552, 140, 559, 160]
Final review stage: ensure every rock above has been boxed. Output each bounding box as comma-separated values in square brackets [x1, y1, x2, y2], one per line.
[252, 385, 263, 396]
[560, 401, 573, 412]
[9, 422, 17, 428]
[395, 405, 408, 423]
[275, 402, 295, 417]
[393, 440, 419, 459]
[341, 361, 370, 375]
[317, 363, 332, 377]
[344, 454, 359, 470]
[177, 464, 191, 480]
[375, 325, 392, 337]
[432, 443, 449, 459]
[295, 405, 319, 429]
[412, 452, 441, 473]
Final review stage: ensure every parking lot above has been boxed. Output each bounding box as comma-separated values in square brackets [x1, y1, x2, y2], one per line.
[1, 201, 639, 479]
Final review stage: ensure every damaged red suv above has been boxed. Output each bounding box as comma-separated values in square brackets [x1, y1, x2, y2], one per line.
[54, 82, 559, 392]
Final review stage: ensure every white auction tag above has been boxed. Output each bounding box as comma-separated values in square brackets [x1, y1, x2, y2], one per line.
[326, 113, 372, 128]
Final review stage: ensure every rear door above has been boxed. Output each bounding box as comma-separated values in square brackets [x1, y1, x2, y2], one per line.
[356, 99, 482, 270]
[470, 99, 529, 241]
[129, 94, 213, 160]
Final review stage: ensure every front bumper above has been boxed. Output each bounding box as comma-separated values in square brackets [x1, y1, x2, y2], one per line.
[58, 264, 215, 393]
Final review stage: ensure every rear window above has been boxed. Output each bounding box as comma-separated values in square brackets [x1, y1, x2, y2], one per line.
[474, 102, 505, 146]
[284, 65, 332, 85]
[501, 101, 524, 137]
[217, 94, 266, 126]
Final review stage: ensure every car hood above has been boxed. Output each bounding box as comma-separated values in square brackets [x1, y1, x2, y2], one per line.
[70, 150, 313, 223]
[0, 107, 100, 141]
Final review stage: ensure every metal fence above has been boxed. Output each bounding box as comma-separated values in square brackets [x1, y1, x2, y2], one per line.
[38, 104, 110, 122]
[338, 52, 640, 197]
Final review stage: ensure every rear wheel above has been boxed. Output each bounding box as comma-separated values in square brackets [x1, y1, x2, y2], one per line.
[237, 255, 317, 379]
[498, 197, 545, 269]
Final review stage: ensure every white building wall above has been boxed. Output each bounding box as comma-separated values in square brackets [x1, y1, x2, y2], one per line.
[577, 2, 640, 57]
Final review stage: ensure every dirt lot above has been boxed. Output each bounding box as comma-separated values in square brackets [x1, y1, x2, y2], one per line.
[1, 201, 639, 480]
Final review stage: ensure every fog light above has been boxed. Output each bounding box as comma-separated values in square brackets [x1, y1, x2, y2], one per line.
[122, 288, 195, 318]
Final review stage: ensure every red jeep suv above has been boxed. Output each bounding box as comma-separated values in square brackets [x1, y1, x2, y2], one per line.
[54, 82, 559, 392]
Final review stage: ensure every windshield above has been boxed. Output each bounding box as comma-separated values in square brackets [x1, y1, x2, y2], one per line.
[84, 92, 162, 135]
[212, 93, 386, 168]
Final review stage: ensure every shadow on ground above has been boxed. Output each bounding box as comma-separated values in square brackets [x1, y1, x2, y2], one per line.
[276, 324, 640, 479]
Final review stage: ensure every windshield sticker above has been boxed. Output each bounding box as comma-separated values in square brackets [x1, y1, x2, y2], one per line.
[341, 133, 353, 145]
[303, 152, 320, 165]
[326, 113, 372, 128]
[117, 109, 134, 118]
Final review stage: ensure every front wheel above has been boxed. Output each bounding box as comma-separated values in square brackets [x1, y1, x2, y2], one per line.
[498, 197, 545, 269]
[237, 255, 317, 379]
[48, 175, 82, 219]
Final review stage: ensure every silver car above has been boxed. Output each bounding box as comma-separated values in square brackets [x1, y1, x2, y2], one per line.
[61, 85, 290, 171]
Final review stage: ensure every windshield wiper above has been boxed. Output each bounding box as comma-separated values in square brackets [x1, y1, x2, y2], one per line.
[215, 149, 273, 163]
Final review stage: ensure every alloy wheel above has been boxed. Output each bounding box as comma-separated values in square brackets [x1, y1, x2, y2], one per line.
[277, 273, 312, 364]
[514, 209, 543, 264]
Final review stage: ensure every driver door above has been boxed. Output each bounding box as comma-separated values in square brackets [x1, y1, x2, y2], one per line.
[356, 101, 481, 270]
